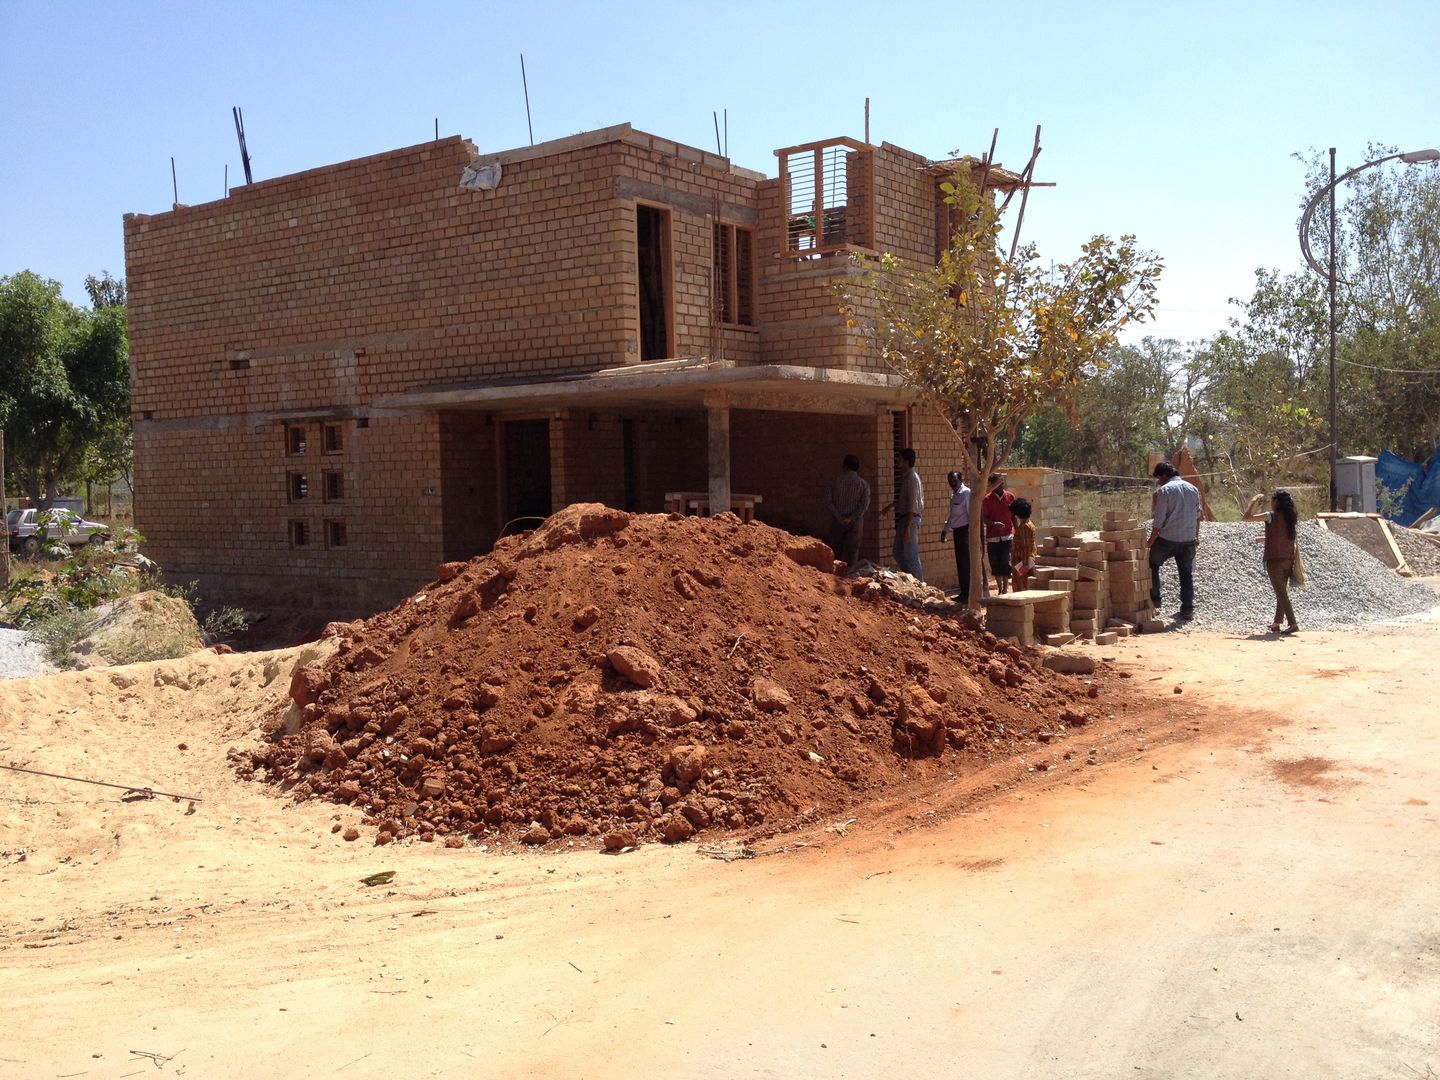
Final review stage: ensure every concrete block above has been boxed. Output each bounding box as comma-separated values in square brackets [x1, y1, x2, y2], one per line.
[1043, 652, 1097, 674]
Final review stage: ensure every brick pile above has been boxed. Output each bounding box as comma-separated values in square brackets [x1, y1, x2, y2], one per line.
[1100, 510, 1155, 633]
[1033, 525, 1111, 641]
[1032, 526, 1077, 631]
[1005, 467, 1066, 532]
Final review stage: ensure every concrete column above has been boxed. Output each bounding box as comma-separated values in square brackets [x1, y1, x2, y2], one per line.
[705, 394, 731, 516]
[549, 410, 571, 512]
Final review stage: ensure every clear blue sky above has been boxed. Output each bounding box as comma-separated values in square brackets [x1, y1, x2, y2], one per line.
[3, 0, 1438, 345]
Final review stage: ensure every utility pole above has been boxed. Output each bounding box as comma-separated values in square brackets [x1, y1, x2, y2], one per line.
[1, 428, 8, 591]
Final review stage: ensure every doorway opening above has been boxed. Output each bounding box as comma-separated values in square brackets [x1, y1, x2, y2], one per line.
[502, 419, 552, 531]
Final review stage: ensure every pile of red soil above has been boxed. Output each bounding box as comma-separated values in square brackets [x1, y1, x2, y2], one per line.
[237, 504, 1107, 848]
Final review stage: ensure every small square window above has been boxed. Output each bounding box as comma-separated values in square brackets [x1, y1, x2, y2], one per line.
[325, 519, 348, 548]
[323, 471, 344, 501]
[286, 426, 308, 455]
[323, 424, 343, 454]
[289, 520, 310, 547]
[288, 473, 309, 501]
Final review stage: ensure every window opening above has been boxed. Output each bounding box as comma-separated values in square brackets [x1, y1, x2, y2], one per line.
[713, 223, 756, 327]
[286, 425, 308, 455]
[323, 424, 343, 453]
[325, 520, 348, 548]
[323, 471, 344, 502]
[891, 410, 910, 499]
[289, 520, 310, 547]
[637, 205, 672, 361]
[288, 473, 309, 501]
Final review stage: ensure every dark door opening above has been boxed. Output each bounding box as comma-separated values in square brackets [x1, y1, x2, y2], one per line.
[622, 418, 637, 511]
[502, 419, 552, 530]
[637, 205, 671, 361]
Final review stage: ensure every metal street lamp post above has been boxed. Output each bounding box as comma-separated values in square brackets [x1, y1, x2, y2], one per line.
[1297, 147, 1440, 511]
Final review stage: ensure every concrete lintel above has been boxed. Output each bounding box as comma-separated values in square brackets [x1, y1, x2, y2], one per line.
[615, 176, 759, 225]
[376, 363, 907, 413]
[133, 404, 408, 434]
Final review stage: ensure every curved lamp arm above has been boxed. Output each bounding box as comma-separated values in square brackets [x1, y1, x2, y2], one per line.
[1298, 149, 1440, 280]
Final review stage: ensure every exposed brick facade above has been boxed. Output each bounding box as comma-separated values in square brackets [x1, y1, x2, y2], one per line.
[124, 126, 979, 609]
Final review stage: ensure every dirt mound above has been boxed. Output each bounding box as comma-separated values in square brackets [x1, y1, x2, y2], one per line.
[71, 589, 204, 667]
[237, 505, 1110, 847]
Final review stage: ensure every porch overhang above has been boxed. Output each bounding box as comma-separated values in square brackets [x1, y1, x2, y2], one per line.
[371, 360, 916, 417]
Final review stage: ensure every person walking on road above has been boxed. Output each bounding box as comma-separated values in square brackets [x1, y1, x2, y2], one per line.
[1243, 488, 1301, 634]
[939, 470, 972, 604]
[827, 454, 871, 571]
[1148, 461, 1203, 620]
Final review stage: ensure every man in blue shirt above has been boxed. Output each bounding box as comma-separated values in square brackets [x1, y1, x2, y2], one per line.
[1148, 461, 1202, 620]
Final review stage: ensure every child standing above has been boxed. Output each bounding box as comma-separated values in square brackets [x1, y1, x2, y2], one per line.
[1010, 497, 1036, 593]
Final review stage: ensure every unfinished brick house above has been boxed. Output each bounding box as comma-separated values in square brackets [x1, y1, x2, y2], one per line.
[124, 124, 1012, 609]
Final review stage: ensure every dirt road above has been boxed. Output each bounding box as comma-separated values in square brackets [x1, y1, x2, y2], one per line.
[3, 607, 1438, 1078]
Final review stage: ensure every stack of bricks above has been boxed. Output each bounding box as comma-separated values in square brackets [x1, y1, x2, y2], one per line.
[1033, 524, 1112, 639]
[1100, 510, 1155, 630]
[1004, 467, 1066, 531]
[1032, 525, 1079, 635]
[1069, 536, 1111, 638]
[982, 591, 1071, 647]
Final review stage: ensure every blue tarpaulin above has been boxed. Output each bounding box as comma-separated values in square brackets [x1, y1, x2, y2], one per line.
[1376, 449, 1440, 525]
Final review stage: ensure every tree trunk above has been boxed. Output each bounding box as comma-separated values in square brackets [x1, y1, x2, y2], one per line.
[967, 485, 986, 607]
[966, 434, 997, 607]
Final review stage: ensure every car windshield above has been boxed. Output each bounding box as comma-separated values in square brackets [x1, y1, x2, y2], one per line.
[6, 510, 24, 527]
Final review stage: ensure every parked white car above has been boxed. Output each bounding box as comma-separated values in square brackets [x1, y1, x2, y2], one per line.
[6, 508, 111, 555]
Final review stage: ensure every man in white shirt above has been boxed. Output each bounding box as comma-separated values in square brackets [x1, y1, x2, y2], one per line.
[1148, 461, 1203, 620]
[939, 470, 971, 603]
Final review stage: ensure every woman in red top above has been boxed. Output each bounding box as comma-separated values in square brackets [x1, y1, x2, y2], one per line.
[1243, 489, 1299, 634]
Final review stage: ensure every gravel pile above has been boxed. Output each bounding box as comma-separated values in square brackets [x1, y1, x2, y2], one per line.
[0, 627, 56, 679]
[1392, 526, 1440, 578]
[1149, 520, 1439, 632]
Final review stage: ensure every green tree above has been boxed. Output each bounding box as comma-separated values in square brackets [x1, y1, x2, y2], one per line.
[1296, 146, 1440, 459]
[843, 165, 1161, 603]
[1018, 337, 1202, 478]
[1197, 269, 1327, 486]
[0, 271, 130, 509]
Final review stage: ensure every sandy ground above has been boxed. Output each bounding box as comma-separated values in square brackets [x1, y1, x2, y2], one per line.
[2, 599, 1438, 1079]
